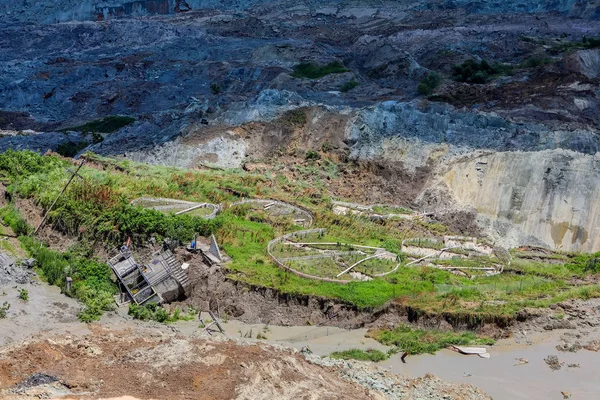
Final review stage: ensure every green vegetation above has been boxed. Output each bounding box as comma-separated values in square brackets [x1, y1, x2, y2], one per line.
[62, 116, 135, 134]
[0, 204, 31, 236]
[340, 79, 359, 93]
[0, 301, 9, 319]
[305, 150, 320, 161]
[210, 83, 221, 95]
[549, 36, 600, 53]
[283, 109, 307, 127]
[56, 141, 89, 158]
[417, 72, 441, 95]
[521, 56, 553, 69]
[0, 150, 599, 328]
[368, 325, 494, 355]
[17, 288, 28, 302]
[452, 59, 509, 84]
[128, 303, 195, 323]
[372, 205, 412, 215]
[18, 236, 117, 322]
[582, 36, 600, 49]
[292, 61, 349, 79]
[330, 348, 389, 362]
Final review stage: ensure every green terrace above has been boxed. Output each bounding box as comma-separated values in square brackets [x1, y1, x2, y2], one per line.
[0, 150, 598, 324]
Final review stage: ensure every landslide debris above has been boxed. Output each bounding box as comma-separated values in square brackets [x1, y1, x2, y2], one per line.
[0, 328, 490, 400]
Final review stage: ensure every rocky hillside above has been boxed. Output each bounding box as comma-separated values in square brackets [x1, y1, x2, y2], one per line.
[0, 0, 598, 251]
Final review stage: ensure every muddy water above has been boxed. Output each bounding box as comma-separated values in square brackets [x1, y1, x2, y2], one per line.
[179, 316, 600, 400]
[3, 282, 598, 400]
[177, 316, 389, 354]
[382, 339, 600, 400]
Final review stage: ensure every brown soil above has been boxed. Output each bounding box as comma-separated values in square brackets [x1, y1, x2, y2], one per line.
[14, 197, 76, 252]
[0, 327, 381, 400]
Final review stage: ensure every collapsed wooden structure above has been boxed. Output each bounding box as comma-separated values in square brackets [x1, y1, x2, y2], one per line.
[108, 247, 189, 305]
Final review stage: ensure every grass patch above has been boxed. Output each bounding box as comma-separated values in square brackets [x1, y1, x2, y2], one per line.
[292, 61, 349, 79]
[0, 204, 31, 236]
[368, 325, 494, 355]
[330, 348, 389, 362]
[62, 116, 135, 134]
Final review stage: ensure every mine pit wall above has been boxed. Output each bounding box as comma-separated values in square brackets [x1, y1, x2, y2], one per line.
[440, 149, 600, 253]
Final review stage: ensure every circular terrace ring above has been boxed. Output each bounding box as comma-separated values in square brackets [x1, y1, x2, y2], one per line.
[230, 198, 314, 228]
[267, 229, 402, 283]
[401, 236, 503, 277]
[130, 197, 220, 219]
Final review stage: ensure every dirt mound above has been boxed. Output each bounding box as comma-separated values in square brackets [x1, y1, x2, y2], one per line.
[0, 328, 382, 400]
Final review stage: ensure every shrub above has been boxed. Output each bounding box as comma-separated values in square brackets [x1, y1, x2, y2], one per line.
[284, 109, 307, 126]
[0, 301, 9, 319]
[584, 256, 600, 273]
[340, 79, 359, 92]
[128, 303, 191, 323]
[305, 150, 320, 161]
[292, 61, 349, 79]
[417, 72, 441, 95]
[582, 36, 600, 49]
[56, 141, 88, 158]
[210, 83, 221, 95]
[19, 236, 116, 322]
[17, 288, 28, 302]
[521, 56, 552, 68]
[452, 59, 507, 84]
[0, 149, 67, 178]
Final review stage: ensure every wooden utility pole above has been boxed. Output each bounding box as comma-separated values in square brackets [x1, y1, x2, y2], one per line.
[33, 160, 85, 235]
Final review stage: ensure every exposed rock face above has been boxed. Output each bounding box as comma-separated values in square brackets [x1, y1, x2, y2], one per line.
[0, 0, 598, 251]
[438, 150, 600, 252]
[571, 49, 600, 79]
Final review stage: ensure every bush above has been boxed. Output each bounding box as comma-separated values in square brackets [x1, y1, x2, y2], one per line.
[210, 83, 221, 95]
[417, 72, 441, 95]
[19, 236, 116, 322]
[0, 301, 9, 319]
[582, 36, 600, 49]
[17, 288, 28, 302]
[284, 109, 307, 126]
[292, 61, 349, 79]
[340, 79, 359, 92]
[0, 149, 67, 178]
[56, 141, 89, 158]
[452, 59, 507, 84]
[521, 56, 552, 68]
[584, 256, 600, 273]
[305, 150, 320, 161]
[128, 303, 191, 323]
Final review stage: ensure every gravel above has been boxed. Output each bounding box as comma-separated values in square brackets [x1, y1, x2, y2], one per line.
[303, 353, 491, 400]
[0, 253, 34, 286]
